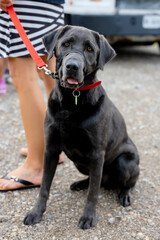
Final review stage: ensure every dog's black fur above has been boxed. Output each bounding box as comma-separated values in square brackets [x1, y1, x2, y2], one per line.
[24, 25, 140, 229]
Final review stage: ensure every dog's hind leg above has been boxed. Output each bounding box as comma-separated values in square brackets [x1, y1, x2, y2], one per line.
[103, 148, 139, 207]
[118, 188, 131, 207]
[70, 178, 89, 191]
[114, 151, 139, 207]
[70, 163, 89, 191]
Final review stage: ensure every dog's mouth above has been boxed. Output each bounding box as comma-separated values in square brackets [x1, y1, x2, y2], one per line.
[60, 77, 83, 89]
[67, 78, 79, 85]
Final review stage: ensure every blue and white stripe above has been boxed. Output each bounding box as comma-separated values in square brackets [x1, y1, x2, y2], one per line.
[0, 0, 64, 57]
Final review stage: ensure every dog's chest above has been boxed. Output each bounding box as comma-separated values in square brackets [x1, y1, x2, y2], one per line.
[57, 109, 95, 163]
[50, 91, 106, 162]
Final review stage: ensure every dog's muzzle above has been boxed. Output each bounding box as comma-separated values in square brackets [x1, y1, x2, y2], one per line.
[57, 49, 88, 75]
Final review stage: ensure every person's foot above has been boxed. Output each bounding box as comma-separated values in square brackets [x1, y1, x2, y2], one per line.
[20, 148, 64, 164]
[0, 163, 43, 191]
[0, 78, 6, 94]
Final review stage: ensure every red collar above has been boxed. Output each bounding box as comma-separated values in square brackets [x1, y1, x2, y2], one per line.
[74, 81, 101, 91]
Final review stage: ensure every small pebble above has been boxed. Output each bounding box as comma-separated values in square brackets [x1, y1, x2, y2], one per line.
[137, 232, 144, 239]
[108, 218, 115, 224]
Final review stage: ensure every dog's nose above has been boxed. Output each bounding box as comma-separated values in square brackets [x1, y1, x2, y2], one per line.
[66, 63, 78, 72]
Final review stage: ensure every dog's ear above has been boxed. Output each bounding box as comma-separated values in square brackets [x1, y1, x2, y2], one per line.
[98, 34, 116, 70]
[42, 25, 71, 60]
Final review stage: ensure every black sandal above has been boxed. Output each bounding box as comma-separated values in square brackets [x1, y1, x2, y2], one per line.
[0, 174, 40, 192]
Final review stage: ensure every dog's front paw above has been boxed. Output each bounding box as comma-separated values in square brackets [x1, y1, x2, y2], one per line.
[23, 210, 42, 225]
[78, 213, 96, 229]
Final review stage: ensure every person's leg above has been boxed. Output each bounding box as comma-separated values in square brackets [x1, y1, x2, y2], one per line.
[3, 58, 11, 83]
[20, 55, 63, 163]
[38, 55, 63, 163]
[0, 58, 6, 94]
[0, 58, 4, 78]
[38, 55, 56, 99]
[0, 57, 46, 190]
[19, 55, 54, 157]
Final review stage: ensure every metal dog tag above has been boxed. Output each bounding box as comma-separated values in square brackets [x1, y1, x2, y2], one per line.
[72, 90, 80, 105]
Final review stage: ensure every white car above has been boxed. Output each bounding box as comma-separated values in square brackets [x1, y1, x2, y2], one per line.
[64, 0, 160, 46]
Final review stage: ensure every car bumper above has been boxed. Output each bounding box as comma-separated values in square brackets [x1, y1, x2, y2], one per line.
[65, 14, 160, 37]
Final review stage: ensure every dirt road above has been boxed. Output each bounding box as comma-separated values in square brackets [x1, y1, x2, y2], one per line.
[0, 44, 160, 240]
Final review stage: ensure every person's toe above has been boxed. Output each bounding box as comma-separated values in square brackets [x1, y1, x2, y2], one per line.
[0, 178, 23, 190]
[20, 147, 28, 157]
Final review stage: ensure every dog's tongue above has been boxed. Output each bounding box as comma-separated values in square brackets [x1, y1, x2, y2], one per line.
[67, 78, 79, 85]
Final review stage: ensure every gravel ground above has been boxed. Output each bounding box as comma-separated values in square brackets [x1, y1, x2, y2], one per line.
[0, 44, 160, 240]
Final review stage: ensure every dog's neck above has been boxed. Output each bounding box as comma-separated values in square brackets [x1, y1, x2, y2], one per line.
[73, 80, 101, 91]
[55, 71, 103, 108]
[82, 69, 98, 86]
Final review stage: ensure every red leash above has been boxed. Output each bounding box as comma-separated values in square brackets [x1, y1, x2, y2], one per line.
[6, 5, 52, 75]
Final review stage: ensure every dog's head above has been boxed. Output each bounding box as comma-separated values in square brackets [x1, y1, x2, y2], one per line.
[43, 25, 116, 89]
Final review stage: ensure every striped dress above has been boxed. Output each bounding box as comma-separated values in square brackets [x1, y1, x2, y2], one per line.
[0, 0, 64, 58]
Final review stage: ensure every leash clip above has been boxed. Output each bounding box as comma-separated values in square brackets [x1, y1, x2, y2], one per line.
[38, 65, 58, 79]
[38, 65, 52, 75]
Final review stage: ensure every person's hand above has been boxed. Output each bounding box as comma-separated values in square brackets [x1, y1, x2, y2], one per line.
[0, 0, 13, 11]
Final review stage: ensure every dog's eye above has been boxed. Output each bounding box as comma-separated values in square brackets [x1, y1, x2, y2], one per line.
[64, 42, 70, 47]
[87, 46, 93, 52]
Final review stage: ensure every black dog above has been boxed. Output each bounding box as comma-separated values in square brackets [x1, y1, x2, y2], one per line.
[24, 25, 140, 229]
